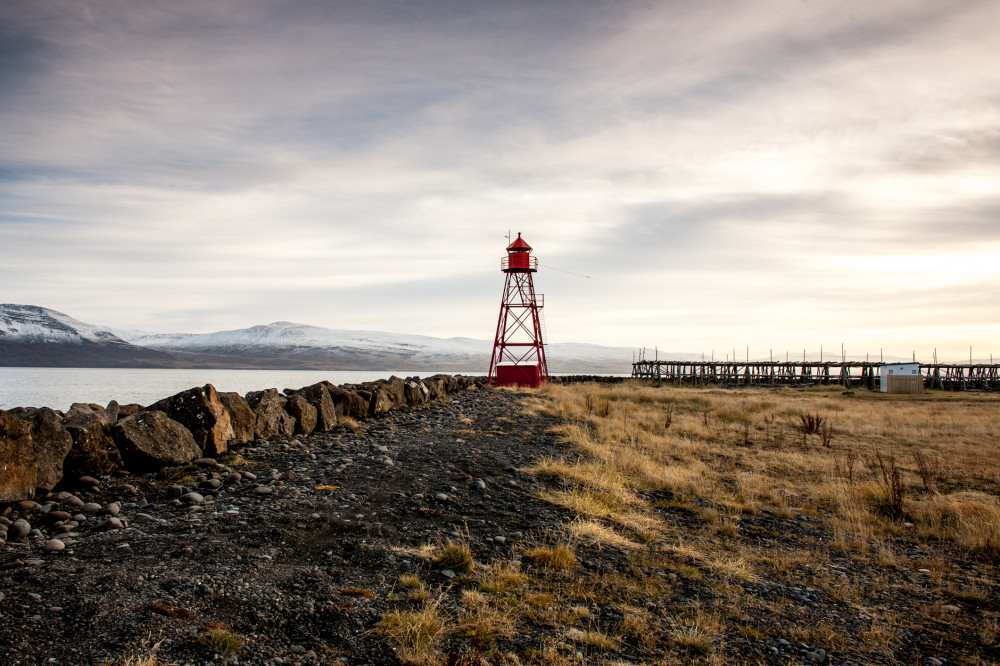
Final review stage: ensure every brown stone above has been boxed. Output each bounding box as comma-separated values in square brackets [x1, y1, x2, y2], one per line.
[380, 376, 407, 408]
[117, 404, 143, 419]
[245, 389, 288, 440]
[14, 407, 73, 491]
[278, 410, 295, 438]
[424, 377, 446, 401]
[320, 383, 348, 420]
[112, 411, 202, 472]
[149, 384, 234, 457]
[63, 412, 123, 478]
[66, 402, 112, 425]
[297, 383, 337, 431]
[368, 388, 393, 416]
[285, 395, 317, 436]
[0, 410, 37, 502]
[218, 392, 255, 445]
[404, 381, 430, 407]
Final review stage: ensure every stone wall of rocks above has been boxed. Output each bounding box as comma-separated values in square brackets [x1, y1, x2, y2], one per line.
[0, 374, 485, 503]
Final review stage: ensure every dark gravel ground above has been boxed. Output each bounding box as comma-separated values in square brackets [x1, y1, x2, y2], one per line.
[0, 388, 567, 665]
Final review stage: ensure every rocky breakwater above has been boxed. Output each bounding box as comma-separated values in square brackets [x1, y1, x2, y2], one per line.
[0, 374, 484, 548]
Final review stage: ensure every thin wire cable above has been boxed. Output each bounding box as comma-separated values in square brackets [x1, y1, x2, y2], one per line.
[537, 263, 591, 279]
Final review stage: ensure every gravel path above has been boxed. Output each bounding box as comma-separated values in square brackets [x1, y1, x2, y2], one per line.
[0, 389, 565, 665]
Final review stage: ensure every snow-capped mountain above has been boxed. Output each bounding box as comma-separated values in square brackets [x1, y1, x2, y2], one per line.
[0, 304, 130, 345]
[0, 305, 636, 372]
[118, 322, 490, 359]
[116, 321, 495, 369]
[0, 304, 176, 368]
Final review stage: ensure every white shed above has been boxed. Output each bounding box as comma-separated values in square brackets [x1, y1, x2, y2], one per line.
[880, 362, 923, 393]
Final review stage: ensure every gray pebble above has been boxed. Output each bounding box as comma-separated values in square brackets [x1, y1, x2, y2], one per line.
[441, 569, 456, 578]
[104, 503, 120, 516]
[473, 479, 486, 490]
[43, 539, 65, 552]
[435, 493, 449, 502]
[193, 458, 218, 467]
[494, 536, 506, 544]
[94, 517, 124, 532]
[254, 486, 273, 495]
[181, 492, 205, 505]
[81, 503, 103, 514]
[62, 496, 84, 508]
[8, 520, 31, 540]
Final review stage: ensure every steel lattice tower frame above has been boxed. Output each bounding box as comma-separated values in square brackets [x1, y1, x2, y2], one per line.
[489, 233, 548, 387]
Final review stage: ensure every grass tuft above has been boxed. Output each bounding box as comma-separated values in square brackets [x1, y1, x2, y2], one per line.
[380, 602, 447, 666]
[523, 544, 576, 570]
[434, 540, 475, 574]
[196, 628, 245, 654]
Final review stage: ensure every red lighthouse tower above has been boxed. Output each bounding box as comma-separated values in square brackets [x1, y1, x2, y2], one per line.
[489, 233, 549, 387]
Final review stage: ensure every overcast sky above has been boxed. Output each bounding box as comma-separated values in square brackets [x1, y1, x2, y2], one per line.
[2, 0, 998, 362]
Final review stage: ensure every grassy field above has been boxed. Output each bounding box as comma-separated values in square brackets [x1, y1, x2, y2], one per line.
[380, 382, 1000, 665]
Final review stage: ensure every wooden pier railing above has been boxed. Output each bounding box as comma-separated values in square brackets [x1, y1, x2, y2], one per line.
[630, 360, 1000, 391]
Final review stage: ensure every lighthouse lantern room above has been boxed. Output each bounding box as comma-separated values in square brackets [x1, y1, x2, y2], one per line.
[489, 233, 549, 388]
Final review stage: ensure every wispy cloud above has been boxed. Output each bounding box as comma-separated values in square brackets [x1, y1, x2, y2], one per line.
[1, 0, 998, 360]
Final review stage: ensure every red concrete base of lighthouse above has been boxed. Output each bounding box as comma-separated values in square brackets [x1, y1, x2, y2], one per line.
[495, 364, 542, 388]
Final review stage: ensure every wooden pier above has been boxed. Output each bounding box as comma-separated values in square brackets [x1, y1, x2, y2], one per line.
[631, 360, 1000, 391]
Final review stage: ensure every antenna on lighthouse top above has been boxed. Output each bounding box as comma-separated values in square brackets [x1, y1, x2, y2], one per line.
[505, 230, 512, 244]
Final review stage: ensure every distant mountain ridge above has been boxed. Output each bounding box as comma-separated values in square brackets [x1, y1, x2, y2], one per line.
[0, 304, 639, 372]
[0, 304, 177, 368]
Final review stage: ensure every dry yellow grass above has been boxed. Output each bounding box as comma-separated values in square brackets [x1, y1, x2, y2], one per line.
[527, 381, 1000, 557]
[506, 381, 1000, 663]
[380, 601, 448, 666]
[523, 544, 576, 570]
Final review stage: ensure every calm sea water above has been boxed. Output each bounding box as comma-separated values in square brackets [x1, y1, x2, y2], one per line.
[0, 368, 471, 411]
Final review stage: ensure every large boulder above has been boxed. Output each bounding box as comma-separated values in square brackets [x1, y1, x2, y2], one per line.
[63, 412, 123, 478]
[379, 377, 407, 409]
[423, 377, 446, 401]
[404, 381, 430, 407]
[65, 402, 112, 426]
[298, 383, 337, 431]
[112, 411, 201, 472]
[245, 389, 291, 439]
[429, 374, 457, 394]
[285, 395, 317, 436]
[117, 403, 143, 420]
[0, 410, 37, 502]
[149, 384, 234, 457]
[218, 392, 255, 445]
[323, 384, 367, 421]
[15, 407, 73, 491]
[368, 388, 393, 416]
